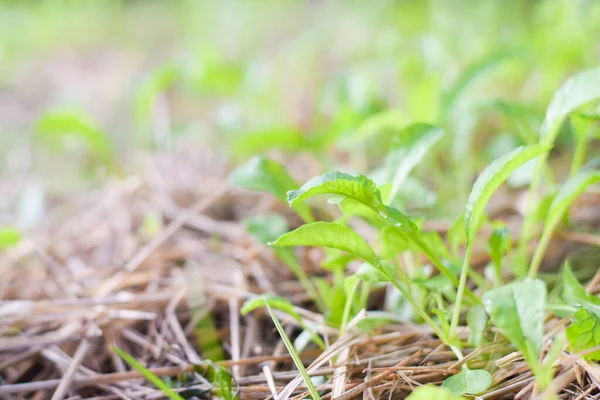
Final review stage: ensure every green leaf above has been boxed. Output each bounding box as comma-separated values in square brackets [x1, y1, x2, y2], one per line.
[240, 295, 301, 322]
[488, 225, 510, 283]
[541, 66, 600, 145]
[113, 347, 185, 400]
[135, 65, 179, 124]
[380, 226, 412, 259]
[442, 366, 492, 396]
[229, 156, 312, 222]
[441, 52, 514, 118]
[467, 305, 488, 348]
[270, 222, 379, 267]
[488, 226, 509, 267]
[482, 279, 546, 364]
[385, 123, 444, 203]
[406, 385, 464, 400]
[566, 307, 600, 360]
[354, 263, 387, 283]
[243, 214, 288, 244]
[264, 300, 322, 400]
[349, 109, 406, 145]
[0, 227, 21, 250]
[562, 262, 600, 309]
[36, 108, 115, 167]
[230, 156, 297, 203]
[529, 170, 600, 278]
[448, 213, 466, 255]
[465, 145, 550, 245]
[338, 197, 387, 228]
[288, 172, 383, 212]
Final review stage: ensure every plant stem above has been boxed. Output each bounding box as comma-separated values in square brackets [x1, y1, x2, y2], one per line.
[378, 265, 446, 341]
[340, 280, 359, 334]
[528, 228, 552, 279]
[449, 244, 473, 341]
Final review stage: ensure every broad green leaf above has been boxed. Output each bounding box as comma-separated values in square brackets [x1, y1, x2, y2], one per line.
[288, 172, 383, 212]
[243, 214, 288, 244]
[467, 305, 488, 348]
[113, 347, 185, 400]
[566, 307, 600, 360]
[0, 227, 21, 250]
[465, 145, 549, 244]
[229, 156, 312, 222]
[541, 66, 600, 145]
[244, 214, 325, 312]
[36, 108, 115, 167]
[230, 156, 297, 202]
[442, 366, 492, 396]
[241, 295, 301, 322]
[385, 123, 444, 203]
[406, 385, 464, 400]
[482, 279, 546, 364]
[529, 170, 600, 278]
[562, 263, 600, 310]
[270, 222, 379, 267]
[264, 300, 322, 400]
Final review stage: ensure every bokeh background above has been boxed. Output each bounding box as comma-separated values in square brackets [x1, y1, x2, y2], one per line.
[2, 0, 600, 228]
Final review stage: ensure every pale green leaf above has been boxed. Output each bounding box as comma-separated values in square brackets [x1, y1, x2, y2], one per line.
[270, 222, 379, 267]
[407, 385, 464, 400]
[529, 170, 600, 278]
[467, 305, 488, 348]
[243, 214, 289, 244]
[441, 52, 514, 118]
[240, 295, 301, 322]
[354, 263, 387, 283]
[229, 156, 312, 222]
[36, 108, 115, 167]
[442, 366, 492, 396]
[465, 145, 549, 244]
[135, 65, 179, 124]
[541, 66, 600, 145]
[385, 123, 444, 202]
[0, 227, 21, 250]
[482, 279, 546, 363]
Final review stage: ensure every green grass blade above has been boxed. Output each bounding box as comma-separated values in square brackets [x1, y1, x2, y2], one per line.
[264, 300, 322, 400]
[113, 347, 185, 400]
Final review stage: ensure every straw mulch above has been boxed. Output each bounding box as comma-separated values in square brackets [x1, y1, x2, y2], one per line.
[1, 148, 600, 400]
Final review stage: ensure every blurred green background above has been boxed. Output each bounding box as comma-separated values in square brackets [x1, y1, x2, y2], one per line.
[1, 0, 599, 226]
